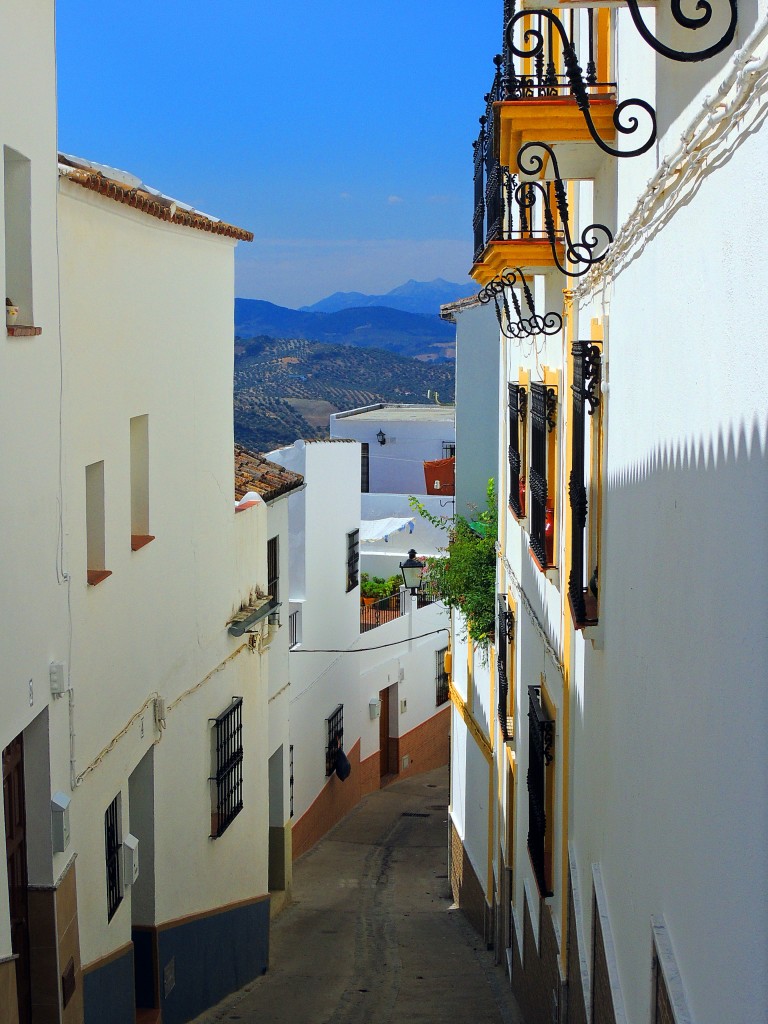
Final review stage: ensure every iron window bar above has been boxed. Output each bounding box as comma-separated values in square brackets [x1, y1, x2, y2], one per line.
[210, 697, 244, 838]
[436, 647, 450, 706]
[497, 598, 515, 740]
[289, 609, 300, 648]
[568, 340, 601, 629]
[507, 382, 528, 519]
[105, 796, 122, 921]
[267, 536, 280, 611]
[527, 685, 554, 898]
[529, 382, 557, 569]
[479, 268, 563, 339]
[326, 704, 344, 776]
[346, 529, 360, 593]
[289, 744, 294, 819]
[442, 441, 456, 459]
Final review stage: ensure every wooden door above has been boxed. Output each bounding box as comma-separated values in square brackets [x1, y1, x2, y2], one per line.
[378, 688, 389, 779]
[3, 735, 31, 1024]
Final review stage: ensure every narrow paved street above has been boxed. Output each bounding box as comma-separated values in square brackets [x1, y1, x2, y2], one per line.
[192, 768, 525, 1024]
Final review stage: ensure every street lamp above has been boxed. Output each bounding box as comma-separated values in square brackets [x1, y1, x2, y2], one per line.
[376, 429, 387, 446]
[399, 549, 424, 594]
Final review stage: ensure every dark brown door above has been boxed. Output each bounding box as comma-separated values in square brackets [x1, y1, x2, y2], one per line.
[3, 735, 31, 1024]
[378, 688, 389, 780]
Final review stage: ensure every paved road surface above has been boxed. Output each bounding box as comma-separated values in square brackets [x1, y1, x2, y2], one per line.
[192, 767, 525, 1024]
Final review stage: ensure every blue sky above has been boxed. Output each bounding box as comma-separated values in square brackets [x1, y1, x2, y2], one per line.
[56, 2, 499, 307]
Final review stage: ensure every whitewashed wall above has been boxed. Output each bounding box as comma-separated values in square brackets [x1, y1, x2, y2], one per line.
[360, 492, 449, 578]
[331, 404, 455, 494]
[267, 440, 363, 822]
[57, 182, 268, 966]
[0, 0, 68, 961]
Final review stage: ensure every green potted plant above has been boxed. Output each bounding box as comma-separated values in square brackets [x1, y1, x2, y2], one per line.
[360, 573, 389, 606]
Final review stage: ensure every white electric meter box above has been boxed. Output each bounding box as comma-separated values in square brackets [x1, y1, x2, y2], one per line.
[51, 791, 71, 853]
[369, 697, 381, 720]
[123, 833, 139, 886]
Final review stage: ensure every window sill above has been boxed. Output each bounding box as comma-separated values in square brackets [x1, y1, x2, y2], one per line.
[529, 545, 556, 576]
[7, 325, 42, 337]
[509, 505, 527, 525]
[87, 569, 112, 587]
[131, 534, 155, 552]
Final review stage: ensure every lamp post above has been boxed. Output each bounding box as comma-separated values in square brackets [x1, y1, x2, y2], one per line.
[400, 549, 424, 595]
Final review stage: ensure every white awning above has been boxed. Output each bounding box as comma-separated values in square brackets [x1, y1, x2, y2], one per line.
[360, 517, 415, 543]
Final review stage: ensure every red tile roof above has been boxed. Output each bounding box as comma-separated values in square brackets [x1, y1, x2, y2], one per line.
[58, 155, 253, 242]
[234, 445, 304, 503]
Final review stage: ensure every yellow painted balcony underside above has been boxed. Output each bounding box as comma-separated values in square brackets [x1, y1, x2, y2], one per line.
[495, 98, 617, 173]
[470, 237, 565, 286]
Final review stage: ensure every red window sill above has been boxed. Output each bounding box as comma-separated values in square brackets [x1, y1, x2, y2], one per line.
[87, 569, 112, 586]
[131, 534, 155, 552]
[7, 325, 42, 337]
[568, 589, 599, 630]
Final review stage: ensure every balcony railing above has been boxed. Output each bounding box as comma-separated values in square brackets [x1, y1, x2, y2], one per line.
[360, 585, 439, 633]
[502, 2, 615, 103]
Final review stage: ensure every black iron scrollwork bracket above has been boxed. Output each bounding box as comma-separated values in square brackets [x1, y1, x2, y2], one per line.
[516, 142, 613, 278]
[506, 9, 657, 158]
[625, 0, 737, 62]
[478, 267, 563, 338]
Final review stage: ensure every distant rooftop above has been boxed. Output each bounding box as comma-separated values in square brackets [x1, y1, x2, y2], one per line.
[333, 403, 455, 423]
[58, 153, 253, 242]
[234, 445, 304, 502]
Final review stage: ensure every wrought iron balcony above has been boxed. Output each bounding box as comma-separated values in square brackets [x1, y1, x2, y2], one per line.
[472, 74, 567, 284]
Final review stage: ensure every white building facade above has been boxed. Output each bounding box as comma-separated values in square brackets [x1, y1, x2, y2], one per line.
[449, 4, 768, 1023]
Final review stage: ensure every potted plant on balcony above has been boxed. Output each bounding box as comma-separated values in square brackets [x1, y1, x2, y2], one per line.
[360, 573, 388, 606]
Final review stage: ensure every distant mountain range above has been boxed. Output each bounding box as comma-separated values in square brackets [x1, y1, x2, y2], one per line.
[299, 278, 477, 316]
[234, 280, 475, 364]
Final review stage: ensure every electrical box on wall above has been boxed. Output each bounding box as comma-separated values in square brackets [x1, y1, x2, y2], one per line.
[123, 833, 139, 885]
[49, 661, 68, 697]
[51, 791, 71, 853]
[369, 698, 381, 720]
[400, 698, 407, 714]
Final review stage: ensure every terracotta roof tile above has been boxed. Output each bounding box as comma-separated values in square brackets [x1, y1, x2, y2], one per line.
[58, 154, 253, 242]
[234, 444, 304, 503]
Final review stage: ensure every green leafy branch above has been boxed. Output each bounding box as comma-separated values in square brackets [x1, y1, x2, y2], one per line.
[409, 479, 497, 649]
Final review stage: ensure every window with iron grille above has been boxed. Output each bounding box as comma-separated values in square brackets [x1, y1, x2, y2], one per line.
[508, 383, 527, 518]
[361, 442, 370, 493]
[289, 609, 300, 648]
[529, 382, 557, 569]
[568, 340, 601, 629]
[289, 744, 294, 818]
[435, 647, 449, 706]
[104, 794, 122, 921]
[346, 530, 359, 593]
[527, 685, 554, 897]
[210, 697, 243, 838]
[497, 597, 514, 740]
[442, 441, 456, 459]
[267, 536, 279, 609]
[325, 704, 343, 776]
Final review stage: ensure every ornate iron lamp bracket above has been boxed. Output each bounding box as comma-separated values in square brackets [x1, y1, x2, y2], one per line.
[515, 142, 613, 278]
[506, 9, 657, 158]
[625, 0, 737, 62]
[478, 266, 563, 338]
